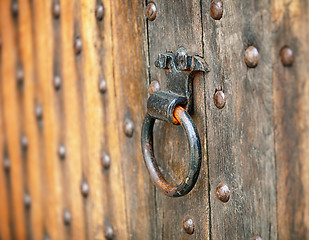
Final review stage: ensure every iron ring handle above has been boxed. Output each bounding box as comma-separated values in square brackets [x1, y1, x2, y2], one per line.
[141, 106, 202, 197]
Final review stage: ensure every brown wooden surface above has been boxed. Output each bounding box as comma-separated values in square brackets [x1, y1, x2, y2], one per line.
[0, 0, 309, 239]
[272, 0, 309, 239]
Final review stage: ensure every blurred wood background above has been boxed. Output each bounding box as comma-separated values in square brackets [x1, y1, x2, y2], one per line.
[0, 0, 308, 239]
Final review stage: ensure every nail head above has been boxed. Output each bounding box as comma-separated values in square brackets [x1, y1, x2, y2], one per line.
[63, 210, 71, 225]
[58, 144, 66, 160]
[74, 37, 82, 54]
[149, 80, 160, 94]
[214, 90, 226, 109]
[80, 181, 89, 197]
[244, 46, 260, 68]
[123, 119, 134, 138]
[210, 0, 223, 20]
[183, 217, 195, 235]
[280, 46, 294, 67]
[101, 151, 111, 170]
[99, 78, 107, 94]
[24, 193, 31, 208]
[104, 226, 114, 240]
[52, 2, 61, 18]
[145, 2, 157, 21]
[216, 183, 230, 203]
[3, 157, 10, 171]
[53, 75, 62, 90]
[95, 5, 104, 21]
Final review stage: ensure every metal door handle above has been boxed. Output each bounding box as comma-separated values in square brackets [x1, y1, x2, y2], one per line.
[142, 105, 201, 197]
[141, 48, 209, 197]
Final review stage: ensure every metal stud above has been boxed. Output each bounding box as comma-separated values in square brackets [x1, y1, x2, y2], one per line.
[244, 46, 260, 68]
[123, 119, 134, 138]
[80, 181, 89, 197]
[3, 157, 10, 171]
[24, 192, 31, 208]
[58, 144, 66, 160]
[101, 151, 111, 170]
[21, 135, 28, 150]
[216, 183, 230, 203]
[53, 75, 62, 90]
[145, 2, 157, 21]
[149, 80, 160, 94]
[17, 66, 24, 86]
[214, 90, 226, 109]
[210, 0, 223, 20]
[52, 2, 61, 19]
[63, 209, 71, 226]
[183, 217, 195, 235]
[95, 4, 104, 21]
[35, 103, 43, 120]
[104, 226, 114, 240]
[11, 1, 19, 18]
[44, 234, 51, 240]
[280, 46, 294, 67]
[99, 78, 107, 94]
[74, 37, 82, 55]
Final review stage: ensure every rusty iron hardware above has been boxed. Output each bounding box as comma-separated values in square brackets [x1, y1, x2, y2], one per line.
[141, 47, 209, 197]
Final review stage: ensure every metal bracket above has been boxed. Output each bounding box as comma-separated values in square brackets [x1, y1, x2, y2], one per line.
[154, 47, 209, 112]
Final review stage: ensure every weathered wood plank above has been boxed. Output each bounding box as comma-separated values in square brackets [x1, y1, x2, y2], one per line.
[110, 0, 156, 238]
[271, 0, 309, 239]
[18, 0, 43, 239]
[0, 0, 27, 239]
[201, 0, 277, 239]
[147, 1, 210, 239]
[32, 0, 65, 239]
[60, 0, 86, 239]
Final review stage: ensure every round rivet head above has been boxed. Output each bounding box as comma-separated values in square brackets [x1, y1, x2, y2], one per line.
[214, 90, 226, 109]
[123, 119, 134, 138]
[17, 67, 24, 84]
[183, 217, 195, 235]
[80, 181, 89, 197]
[251, 235, 263, 240]
[58, 144, 66, 160]
[280, 46, 294, 67]
[63, 210, 71, 225]
[145, 2, 157, 21]
[99, 78, 107, 94]
[24, 193, 31, 208]
[216, 183, 230, 203]
[53, 75, 62, 90]
[3, 157, 10, 171]
[11, 1, 19, 17]
[210, 0, 223, 20]
[35, 103, 43, 120]
[104, 226, 114, 240]
[21, 135, 28, 150]
[74, 37, 82, 55]
[52, 2, 60, 18]
[95, 5, 104, 21]
[244, 46, 260, 68]
[149, 80, 160, 94]
[101, 151, 111, 170]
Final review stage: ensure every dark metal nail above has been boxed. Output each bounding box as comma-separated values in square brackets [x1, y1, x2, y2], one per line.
[52, 2, 60, 18]
[21, 135, 28, 150]
[210, 0, 223, 20]
[35, 103, 43, 120]
[11, 1, 18, 17]
[104, 226, 114, 240]
[183, 217, 195, 235]
[99, 78, 107, 94]
[58, 144, 66, 160]
[3, 157, 10, 171]
[145, 2, 157, 21]
[101, 151, 111, 170]
[24, 192, 31, 208]
[17, 67, 24, 84]
[74, 37, 82, 55]
[244, 46, 260, 68]
[53, 75, 62, 90]
[214, 90, 226, 109]
[280, 46, 294, 67]
[149, 80, 160, 94]
[80, 181, 89, 197]
[216, 183, 230, 203]
[123, 119, 134, 138]
[95, 4, 104, 21]
[63, 209, 71, 226]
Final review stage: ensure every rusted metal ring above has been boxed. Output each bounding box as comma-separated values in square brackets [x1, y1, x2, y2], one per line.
[141, 106, 201, 197]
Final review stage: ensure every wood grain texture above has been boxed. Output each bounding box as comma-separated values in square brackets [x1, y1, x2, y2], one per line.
[201, 0, 277, 239]
[271, 0, 309, 239]
[0, 0, 27, 239]
[147, 1, 210, 239]
[18, 0, 43, 239]
[110, 0, 156, 239]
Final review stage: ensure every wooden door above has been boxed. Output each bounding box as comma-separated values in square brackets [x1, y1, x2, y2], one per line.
[0, 0, 308, 239]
